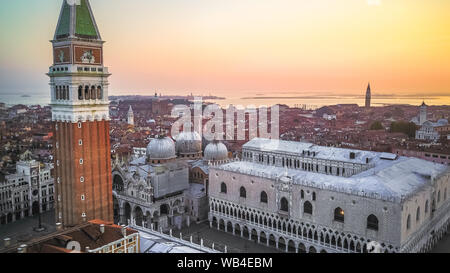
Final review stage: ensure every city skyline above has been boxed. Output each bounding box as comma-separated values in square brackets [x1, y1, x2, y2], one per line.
[1, 0, 450, 100]
[1, 0, 450, 256]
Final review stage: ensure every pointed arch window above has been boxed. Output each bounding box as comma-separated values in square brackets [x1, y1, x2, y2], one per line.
[240, 187, 247, 198]
[406, 214, 411, 230]
[367, 214, 379, 231]
[304, 201, 313, 215]
[62, 86, 66, 100]
[334, 207, 345, 223]
[97, 86, 102, 99]
[91, 86, 96, 100]
[78, 86, 83, 100]
[280, 197, 289, 212]
[220, 182, 227, 194]
[260, 191, 268, 204]
[85, 86, 90, 100]
[56, 86, 60, 100]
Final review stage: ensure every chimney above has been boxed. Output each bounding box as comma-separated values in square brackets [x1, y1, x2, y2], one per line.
[20, 244, 27, 253]
[4, 238, 11, 248]
[56, 222, 63, 231]
[121, 225, 127, 237]
[85, 246, 90, 253]
[100, 224, 105, 234]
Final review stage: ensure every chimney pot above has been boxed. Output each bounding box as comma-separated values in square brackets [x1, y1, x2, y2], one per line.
[85, 246, 90, 253]
[56, 222, 63, 231]
[4, 238, 11, 247]
[100, 224, 105, 234]
[20, 244, 27, 253]
[121, 225, 127, 237]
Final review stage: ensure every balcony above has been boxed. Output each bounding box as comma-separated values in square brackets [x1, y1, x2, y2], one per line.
[48, 65, 109, 75]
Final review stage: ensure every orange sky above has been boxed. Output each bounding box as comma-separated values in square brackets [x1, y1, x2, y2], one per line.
[1, 0, 450, 98]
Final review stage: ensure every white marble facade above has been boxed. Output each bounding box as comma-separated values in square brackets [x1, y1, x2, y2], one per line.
[208, 138, 450, 253]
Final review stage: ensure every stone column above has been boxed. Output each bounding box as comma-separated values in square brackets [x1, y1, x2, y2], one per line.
[119, 205, 126, 225]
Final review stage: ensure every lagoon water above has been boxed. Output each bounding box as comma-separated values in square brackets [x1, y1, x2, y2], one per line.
[0, 93, 51, 106]
[1, 92, 449, 108]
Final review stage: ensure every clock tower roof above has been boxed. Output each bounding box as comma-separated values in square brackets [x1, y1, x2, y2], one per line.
[54, 0, 101, 41]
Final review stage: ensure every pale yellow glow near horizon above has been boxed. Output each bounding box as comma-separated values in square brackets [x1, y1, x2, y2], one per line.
[1, 0, 449, 99]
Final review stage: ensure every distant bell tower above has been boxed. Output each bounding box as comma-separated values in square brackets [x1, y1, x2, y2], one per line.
[365, 83, 371, 108]
[127, 105, 134, 126]
[419, 101, 428, 125]
[48, 0, 113, 227]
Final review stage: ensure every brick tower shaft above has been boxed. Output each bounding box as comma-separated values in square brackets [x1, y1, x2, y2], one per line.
[49, 0, 113, 227]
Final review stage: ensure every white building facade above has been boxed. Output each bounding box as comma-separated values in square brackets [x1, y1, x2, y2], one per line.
[416, 119, 448, 141]
[1, 160, 55, 225]
[208, 138, 450, 253]
[112, 136, 189, 231]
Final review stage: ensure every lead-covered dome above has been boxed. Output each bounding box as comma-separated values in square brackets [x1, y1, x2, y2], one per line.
[146, 137, 176, 161]
[175, 131, 202, 156]
[204, 141, 228, 161]
[437, 119, 448, 126]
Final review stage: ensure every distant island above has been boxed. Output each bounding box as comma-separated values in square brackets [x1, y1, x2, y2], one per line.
[109, 95, 225, 101]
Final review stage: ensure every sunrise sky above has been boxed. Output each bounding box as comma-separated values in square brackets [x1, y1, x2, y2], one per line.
[1, 0, 450, 99]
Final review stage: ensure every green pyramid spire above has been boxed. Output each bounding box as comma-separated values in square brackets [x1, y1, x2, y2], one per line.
[54, 0, 101, 40]
[55, 1, 71, 38]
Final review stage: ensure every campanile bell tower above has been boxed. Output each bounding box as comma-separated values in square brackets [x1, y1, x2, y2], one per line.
[49, 0, 113, 227]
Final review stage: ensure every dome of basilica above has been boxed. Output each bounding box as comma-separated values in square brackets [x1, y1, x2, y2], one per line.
[204, 141, 228, 161]
[175, 131, 202, 156]
[146, 136, 176, 160]
[437, 119, 448, 126]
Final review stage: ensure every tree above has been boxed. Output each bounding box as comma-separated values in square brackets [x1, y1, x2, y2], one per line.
[390, 121, 417, 138]
[370, 121, 384, 130]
